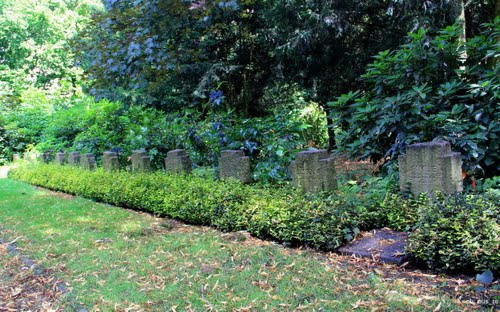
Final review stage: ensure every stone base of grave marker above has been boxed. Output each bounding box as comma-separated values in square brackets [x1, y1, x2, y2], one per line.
[139, 156, 151, 172]
[165, 149, 191, 174]
[81, 153, 96, 171]
[55, 152, 66, 165]
[290, 150, 338, 193]
[23, 152, 37, 163]
[131, 150, 150, 173]
[68, 152, 80, 166]
[219, 150, 251, 183]
[399, 141, 463, 195]
[38, 152, 51, 164]
[103, 151, 120, 171]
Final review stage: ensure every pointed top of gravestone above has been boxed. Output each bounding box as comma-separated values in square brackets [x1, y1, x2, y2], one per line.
[167, 149, 187, 157]
[407, 140, 451, 151]
[221, 150, 245, 158]
[219, 150, 251, 183]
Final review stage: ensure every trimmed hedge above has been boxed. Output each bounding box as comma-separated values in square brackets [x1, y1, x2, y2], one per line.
[406, 193, 499, 273]
[9, 164, 499, 273]
[8, 164, 367, 251]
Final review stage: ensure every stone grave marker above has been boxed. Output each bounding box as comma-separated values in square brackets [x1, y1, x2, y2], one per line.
[80, 153, 96, 171]
[290, 149, 337, 193]
[67, 152, 80, 166]
[399, 141, 463, 195]
[23, 152, 38, 163]
[38, 152, 51, 164]
[219, 150, 251, 183]
[103, 151, 120, 171]
[12, 154, 21, 162]
[131, 150, 151, 173]
[165, 149, 192, 174]
[55, 152, 66, 165]
[334, 155, 375, 182]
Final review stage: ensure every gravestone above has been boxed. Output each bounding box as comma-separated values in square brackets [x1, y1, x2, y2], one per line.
[38, 152, 51, 164]
[23, 152, 37, 163]
[102, 151, 120, 171]
[80, 153, 96, 171]
[165, 149, 191, 174]
[219, 150, 251, 183]
[131, 150, 151, 173]
[12, 154, 20, 162]
[290, 150, 337, 193]
[55, 152, 66, 165]
[399, 141, 463, 195]
[334, 157, 374, 182]
[67, 152, 80, 166]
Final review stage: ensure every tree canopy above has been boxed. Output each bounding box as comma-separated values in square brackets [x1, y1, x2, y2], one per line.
[0, 0, 102, 106]
[77, 0, 495, 117]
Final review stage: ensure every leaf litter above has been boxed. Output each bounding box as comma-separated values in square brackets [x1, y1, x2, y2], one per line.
[0, 241, 66, 311]
[1, 184, 499, 311]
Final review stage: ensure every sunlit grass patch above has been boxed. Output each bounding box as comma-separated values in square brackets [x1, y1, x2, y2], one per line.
[0, 179, 488, 311]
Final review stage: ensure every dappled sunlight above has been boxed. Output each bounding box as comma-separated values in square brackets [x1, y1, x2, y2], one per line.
[119, 221, 143, 234]
[74, 216, 95, 225]
[41, 227, 61, 236]
[1, 178, 497, 311]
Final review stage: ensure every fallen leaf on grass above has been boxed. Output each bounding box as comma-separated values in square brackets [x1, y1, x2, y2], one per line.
[10, 287, 22, 297]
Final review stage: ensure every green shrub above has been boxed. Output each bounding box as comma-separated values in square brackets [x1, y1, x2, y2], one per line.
[337, 176, 400, 230]
[9, 163, 365, 251]
[407, 193, 499, 273]
[35, 100, 328, 183]
[329, 19, 500, 177]
[380, 193, 422, 232]
[9, 163, 499, 273]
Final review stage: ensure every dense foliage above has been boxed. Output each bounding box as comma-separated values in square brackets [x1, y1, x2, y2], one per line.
[76, 0, 474, 117]
[8, 163, 387, 251]
[407, 193, 499, 273]
[1, 0, 499, 279]
[0, 0, 102, 163]
[330, 19, 500, 177]
[0, 0, 102, 105]
[28, 98, 327, 182]
[10, 163, 499, 273]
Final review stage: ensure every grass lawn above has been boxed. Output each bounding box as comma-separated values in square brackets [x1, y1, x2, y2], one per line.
[0, 177, 492, 311]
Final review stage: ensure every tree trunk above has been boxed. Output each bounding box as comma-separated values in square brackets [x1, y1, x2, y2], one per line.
[458, 0, 466, 43]
[326, 114, 336, 152]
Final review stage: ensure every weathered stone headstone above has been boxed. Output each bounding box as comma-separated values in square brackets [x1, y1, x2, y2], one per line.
[334, 156, 374, 182]
[67, 152, 80, 166]
[219, 150, 251, 183]
[23, 152, 37, 163]
[165, 149, 191, 174]
[12, 154, 21, 162]
[131, 150, 150, 173]
[399, 141, 463, 195]
[102, 151, 120, 171]
[38, 152, 51, 164]
[55, 152, 66, 165]
[290, 150, 337, 193]
[80, 153, 96, 171]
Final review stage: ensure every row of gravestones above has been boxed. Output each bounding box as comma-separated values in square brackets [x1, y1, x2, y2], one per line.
[23, 140, 463, 196]
[40, 148, 339, 192]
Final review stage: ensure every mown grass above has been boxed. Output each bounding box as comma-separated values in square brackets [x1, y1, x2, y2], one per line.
[0, 178, 479, 311]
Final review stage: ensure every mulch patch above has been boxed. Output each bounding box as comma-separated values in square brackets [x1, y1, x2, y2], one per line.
[0, 243, 66, 312]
